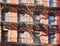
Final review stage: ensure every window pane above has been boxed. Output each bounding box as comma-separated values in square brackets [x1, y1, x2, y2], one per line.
[18, 32, 25, 43]
[34, 14, 40, 23]
[19, 0, 25, 3]
[3, 0, 7, 2]
[21, 39, 25, 43]
[2, 31, 8, 42]
[19, 33, 24, 38]
[34, 0, 40, 5]
[2, 11, 9, 21]
[49, 34, 55, 44]
[49, 22, 54, 25]
[19, 13, 25, 22]
[49, 0, 54, 7]
[49, 15, 55, 25]
[49, 15, 54, 22]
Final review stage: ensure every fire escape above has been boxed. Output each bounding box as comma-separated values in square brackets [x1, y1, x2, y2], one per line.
[0, 0, 60, 46]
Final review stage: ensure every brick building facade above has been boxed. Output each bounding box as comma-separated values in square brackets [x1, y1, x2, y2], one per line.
[0, 0, 60, 46]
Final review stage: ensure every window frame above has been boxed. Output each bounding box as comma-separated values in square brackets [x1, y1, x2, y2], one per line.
[18, 12, 25, 22]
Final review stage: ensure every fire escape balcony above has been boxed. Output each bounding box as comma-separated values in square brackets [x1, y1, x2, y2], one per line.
[0, 2, 60, 16]
[0, 2, 60, 46]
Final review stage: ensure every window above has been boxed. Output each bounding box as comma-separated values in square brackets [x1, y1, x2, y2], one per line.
[2, 31, 8, 42]
[18, 13, 25, 22]
[49, 0, 56, 7]
[19, 0, 26, 3]
[48, 33, 55, 44]
[3, 0, 8, 3]
[49, 15, 55, 25]
[18, 32, 25, 43]
[33, 33, 40, 44]
[2, 11, 9, 22]
[34, 0, 40, 5]
[33, 14, 40, 23]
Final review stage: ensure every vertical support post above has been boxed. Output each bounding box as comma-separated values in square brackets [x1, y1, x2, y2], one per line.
[0, 4, 2, 46]
[25, 5, 34, 39]
[17, 11, 20, 45]
[0, 4, 1, 42]
[0, 4, 2, 45]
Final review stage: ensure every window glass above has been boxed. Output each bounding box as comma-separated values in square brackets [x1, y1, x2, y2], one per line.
[18, 13, 25, 22]
[19, 33, 24, 38]
[3, 0, 7, 2]
[33, 14, 40, 23]
[18, 32, 25, 43]
[49, 0, 53, 7]
[34, 0, 40, 5]
[2, 11, 9, 21]
[19, 0, 26, 3]
[49, 15, 54, 22]
[3, 0, 9, 3]
[49, 34, 55, 44]
[2, 31, 8, 42]
[49, 15, 55, 25]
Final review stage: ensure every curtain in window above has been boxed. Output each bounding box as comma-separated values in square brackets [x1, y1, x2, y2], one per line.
[49, 15, 54, 22]
[49, 34, 55, 44]
[49, 15, 55, 25]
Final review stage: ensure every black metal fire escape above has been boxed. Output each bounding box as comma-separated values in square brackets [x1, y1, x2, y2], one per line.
[0, 1, 60, 46]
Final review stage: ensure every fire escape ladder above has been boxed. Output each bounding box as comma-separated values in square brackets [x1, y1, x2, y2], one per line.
[25, 4, 33, 17]
[25, 23, 35, 39]
[24, 5, 35, 39]
[0, 4, 2, 43]
[33, 24, 41, 31]
[32, 32, 42, 45]
[25, 4, 47, 45]
[25, 4, 43, 44]
[40, 24, 48, 34]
